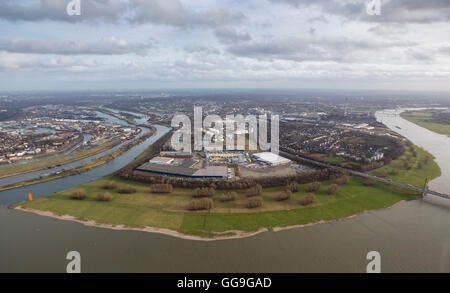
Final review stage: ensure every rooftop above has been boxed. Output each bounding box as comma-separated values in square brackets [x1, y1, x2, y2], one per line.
[252, 152, 291, 165]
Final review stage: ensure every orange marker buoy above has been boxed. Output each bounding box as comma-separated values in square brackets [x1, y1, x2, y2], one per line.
[28, 193, 33, 201]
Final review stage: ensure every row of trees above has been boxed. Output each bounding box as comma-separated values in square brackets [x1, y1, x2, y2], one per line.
[218, 192, 238, 202]
[70, 189, 114, 202]
[118, 166, 341, 191]
[150, 183, 173, 193]
[187, 198, 214, 211]
[194, 187, 216, 198]
[298, 193, 315, 206]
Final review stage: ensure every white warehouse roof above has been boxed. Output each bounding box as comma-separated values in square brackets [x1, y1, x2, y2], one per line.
[150, 156, 174, 165]
[252, 152, 291, 165]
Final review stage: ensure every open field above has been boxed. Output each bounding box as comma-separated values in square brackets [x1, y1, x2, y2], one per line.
[13, 143, 440, 239]
[401, 110, 450, 136]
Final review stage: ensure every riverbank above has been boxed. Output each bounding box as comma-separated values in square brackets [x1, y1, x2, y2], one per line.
[14, 199, 408, 241]
[400, 110, 450, 137]
[0, 126, 156, 192]
[12, 142, 439, 240]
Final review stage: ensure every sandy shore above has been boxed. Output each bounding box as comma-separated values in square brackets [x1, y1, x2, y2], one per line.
[14, 200, 407, 241]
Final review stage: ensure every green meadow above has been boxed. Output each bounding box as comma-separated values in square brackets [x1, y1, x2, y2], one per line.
[14, 144, 440, 238]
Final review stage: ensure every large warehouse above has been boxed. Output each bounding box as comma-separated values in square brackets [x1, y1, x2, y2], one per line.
[251, 152, 291, 166]
[135, 162, 228, 179]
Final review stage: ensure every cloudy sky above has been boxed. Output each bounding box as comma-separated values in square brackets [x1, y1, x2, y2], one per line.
[1, 0, 450, 92]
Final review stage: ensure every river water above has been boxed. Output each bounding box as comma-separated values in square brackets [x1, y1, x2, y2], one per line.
[0, 109, 449, 272]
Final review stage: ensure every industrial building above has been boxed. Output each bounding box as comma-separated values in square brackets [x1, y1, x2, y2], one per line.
[251, 152, 291, 166]
[135, 162, 228, 179]
[160, 151, 193, 158]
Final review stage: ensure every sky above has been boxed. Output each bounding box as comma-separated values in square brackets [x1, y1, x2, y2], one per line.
[1, 0, 450, 92]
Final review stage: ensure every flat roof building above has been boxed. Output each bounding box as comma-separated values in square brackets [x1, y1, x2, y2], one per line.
[252, 152, 291, 166]
[135, 163, 228, 179]
[149, 156, 174, 165]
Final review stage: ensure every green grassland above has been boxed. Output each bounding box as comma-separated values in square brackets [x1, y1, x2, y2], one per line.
[369, 145, 440, 188]
[401, 110, 450, 136]
[14, 144, 440, 238]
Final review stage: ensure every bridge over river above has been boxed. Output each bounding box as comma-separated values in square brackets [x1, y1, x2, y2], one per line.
[280, 150, 450, 200]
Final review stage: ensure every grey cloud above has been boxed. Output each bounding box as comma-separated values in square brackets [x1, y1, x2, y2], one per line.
[129, 0, 246, 28]
[0, 0, 246, 28]
[308, 15, 328, 23]
[214, 26, 251, 45]
[0, 52, 101, 71]
[227, 36, 417, 62]
[184, 46, 221, 55]
[440, 47, 450, 55]
[0, 38, 152, 56]
[269, 0, 450, 23]
[0, 0, 128, 23]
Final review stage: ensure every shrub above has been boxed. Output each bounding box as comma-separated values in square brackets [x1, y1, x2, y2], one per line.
[327, 184, 339, 195]
[298, 193, 314, 206]
[71, 190, 86, 200]
[246, 196, 263, 209]
[306, 181, 321, 192]
[97, 192, 112, 202]
[187, 198, 214, 211]
[417, 162, 423, 169]
[193, 187, 216, 198]
[219, 191, 238, 202]
[363, 178, 376, 186]
[286, 182, 298, 192]
[403, 161, 410, 170]
[150, 183, 173, 193]
[334, 176, 348, 185]
[276, 190, 291, 201]
[390, 168, 399, 175]
[246, 184, 262, 197]
[378, 171, 388, 178]
[118, 185, 137, 194]
[101, 181, 117, 190]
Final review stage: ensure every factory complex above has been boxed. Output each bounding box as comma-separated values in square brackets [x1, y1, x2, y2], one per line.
[135, 150, 292, 180]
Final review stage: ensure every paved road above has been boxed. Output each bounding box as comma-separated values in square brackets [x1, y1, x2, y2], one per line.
[280, 150, 450, 200]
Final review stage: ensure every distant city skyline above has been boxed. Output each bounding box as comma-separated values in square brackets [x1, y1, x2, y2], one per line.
[1, 0, 450, 92]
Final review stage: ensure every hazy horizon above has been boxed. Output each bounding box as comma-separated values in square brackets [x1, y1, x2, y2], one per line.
[1, 0, 450, 92]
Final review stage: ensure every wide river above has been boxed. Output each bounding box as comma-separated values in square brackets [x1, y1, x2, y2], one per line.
[0, 109, 449, 272]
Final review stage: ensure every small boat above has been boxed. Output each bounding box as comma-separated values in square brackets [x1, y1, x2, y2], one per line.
[395, 126, 402, 129]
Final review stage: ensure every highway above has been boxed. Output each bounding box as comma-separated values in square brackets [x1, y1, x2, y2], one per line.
[280, 150, 450, 200]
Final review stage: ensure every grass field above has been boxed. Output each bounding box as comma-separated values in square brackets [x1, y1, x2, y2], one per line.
[14, 144, 440, 238]
[401, 110, 450, 136]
